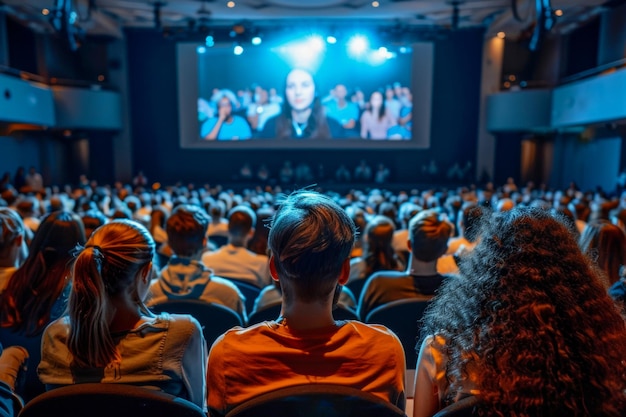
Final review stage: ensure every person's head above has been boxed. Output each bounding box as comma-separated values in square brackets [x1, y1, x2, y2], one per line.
[268, 191, 355, 304]
[68, 219, 155, 367]
[334, 84, 347, 101]
[579, 219, 626, 286]
[227, 205, 256, 243]
[423, 207, 626, 416]
[408, 209, 452, 262]
[0, 210, 86, 335]
[369, 91, 386, 120]
[369, 91, 383, 109]
[80, 209, 108, 239]
[363, 215, 398, 275]
[285, 68, 316, 112]
[166, 204, 209, 257]
[217, 95, 233, 120]
[459, 203, 488, 243]
[0, 207, 27, 268]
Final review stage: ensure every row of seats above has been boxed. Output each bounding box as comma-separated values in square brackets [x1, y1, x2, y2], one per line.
[150, 297, 430, 370]
[16, 382, 478, 417]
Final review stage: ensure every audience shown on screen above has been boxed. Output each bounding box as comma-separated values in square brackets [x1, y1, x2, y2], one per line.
[199, 78, 414, 140]
[201, 94, 252, 141]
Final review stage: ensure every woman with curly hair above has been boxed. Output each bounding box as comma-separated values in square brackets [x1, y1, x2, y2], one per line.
[413, 207, 626, 417]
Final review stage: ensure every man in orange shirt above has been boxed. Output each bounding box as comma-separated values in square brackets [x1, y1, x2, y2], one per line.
[207, 190, 406, 416]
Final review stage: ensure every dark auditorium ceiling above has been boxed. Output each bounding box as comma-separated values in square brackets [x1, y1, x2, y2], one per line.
[0, 0, 613, 39]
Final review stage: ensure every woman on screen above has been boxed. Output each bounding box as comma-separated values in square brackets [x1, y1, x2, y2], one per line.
[360, 90, 396, 140]
[260, 68, 342, 139]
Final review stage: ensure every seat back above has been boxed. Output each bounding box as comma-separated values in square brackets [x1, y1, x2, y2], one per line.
[18, 383, 205, 417]
[150, 300, 242, 346]
[208, 235, 229, 249]
[221, 278, 262, 315]
[247, 302, 282, 326]
[364, 299, 430, 368]
[432, 396, 480, 417]
[223, 383, 406, 417]
[345, 279, 367, 303]
[247, 304, 359, 327]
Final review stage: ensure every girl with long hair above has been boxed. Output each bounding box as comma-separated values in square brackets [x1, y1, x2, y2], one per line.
[360, 90, 395, 139]
[0, 210, 85, 336]
[414, 207, 626, 417]
[261, 68, 341, 139]
[349, 215, 402, 283]
[579, 219, 626, 287]
[38, 220, 207, 410]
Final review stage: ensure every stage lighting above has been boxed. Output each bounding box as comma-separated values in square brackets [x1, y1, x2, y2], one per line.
[196, 45, 207, 54]
[348, 35, 369, 57]
[233, 44, 244, 55]
[326, 35, 337, 44]
[307, 34, 325, 52]
[205, 35, 215, 47]
[251, 36, 262, 45]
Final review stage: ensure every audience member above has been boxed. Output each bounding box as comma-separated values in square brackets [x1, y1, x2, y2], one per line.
[38, 220, 207, 410]
[80, 209, 107, 239]
[358, 209, 452, 320]
[207, 191, 405, 416]
[360, 91, 395, 139]
[146, 204, 246, 322]
[579, 219, 626, 288]
[0, 211, 86, 402]
[0, 344, 29, 417]
[202, 95, 252, 141]
[349, 215, 402, 284]
[324, 83, 359, 137]
[0, 208, 27, 294]
[445, 203, 486, 255]
[202, 205, 271, 288]
[414, 207, 626, 417]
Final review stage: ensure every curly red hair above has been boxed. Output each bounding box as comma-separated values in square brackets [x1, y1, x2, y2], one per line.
[422, 207, 626, 417]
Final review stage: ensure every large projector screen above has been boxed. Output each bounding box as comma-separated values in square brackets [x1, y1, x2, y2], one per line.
[178, 36, 433, 150]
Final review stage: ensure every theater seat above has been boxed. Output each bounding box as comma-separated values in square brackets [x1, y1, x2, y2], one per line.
[247, 303, 359, 326]
[18, 383, 205, 417]
[223, 383, 406, 417]
[150, 300, 243, 346]
[364, 299, 431, 368]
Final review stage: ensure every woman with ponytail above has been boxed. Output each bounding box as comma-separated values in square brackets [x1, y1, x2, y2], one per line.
[38, 220, 207, 411]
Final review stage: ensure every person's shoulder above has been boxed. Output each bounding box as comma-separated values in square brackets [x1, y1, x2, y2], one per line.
[155, 311, 200, 328]
[43, 316, 70, 336]
[342, 320, 403, 340]
[210, 276, 244, 293]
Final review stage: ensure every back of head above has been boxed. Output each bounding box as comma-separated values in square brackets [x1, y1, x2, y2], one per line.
[0, 207, 25, 258]
[228, 205, 256, 238]
[460, 203, 488, 243]
[268, 191, 355, 303]
[423, 207, 626, 416]
[579, 219, 626, 286]
[81, 209, 107, 239]
[409, 209, 452, 262]
[363, 215, 398, 275]
[69, 219, 155, 367]
[1, 210, 86, 335]
[166, 204, 209, 257]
